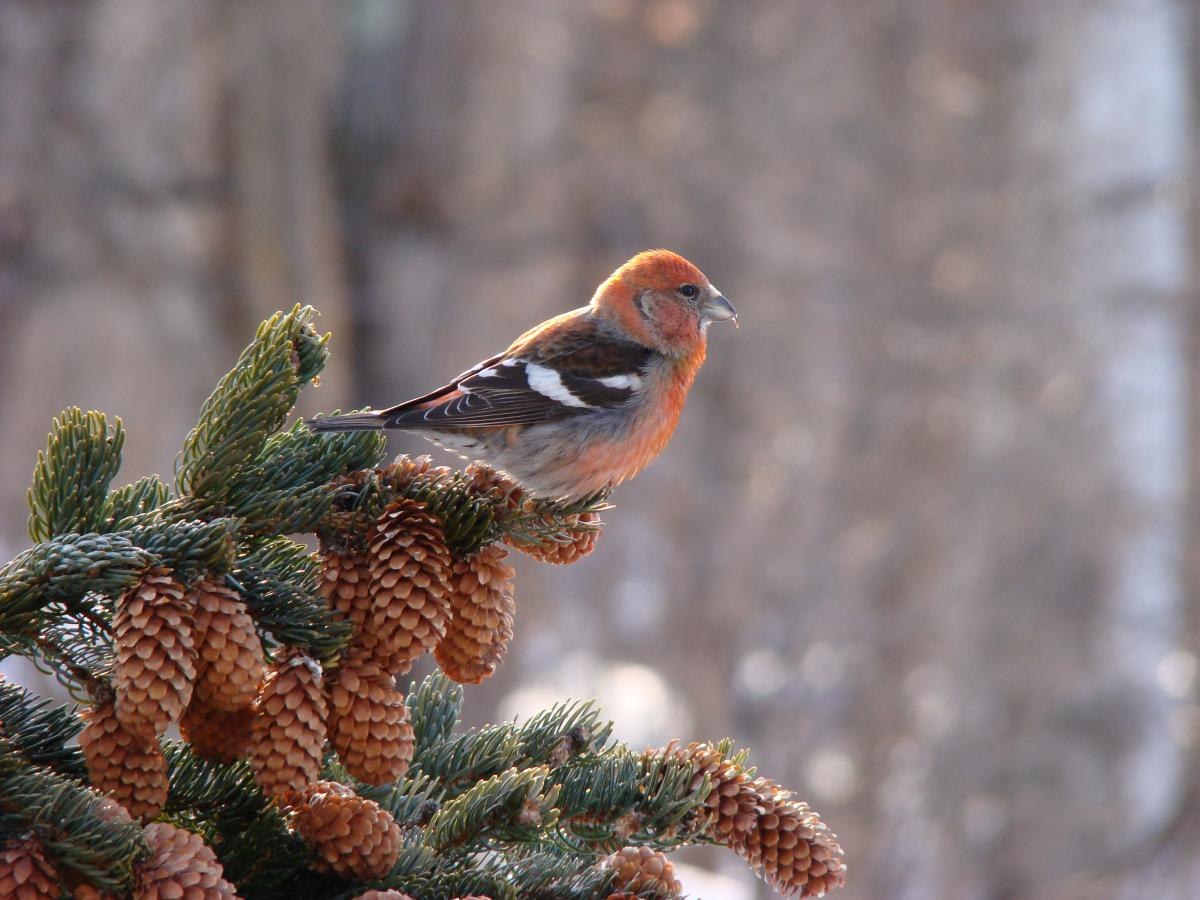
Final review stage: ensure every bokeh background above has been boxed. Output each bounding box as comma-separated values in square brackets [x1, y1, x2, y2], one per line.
[2, 1, 1199, 897]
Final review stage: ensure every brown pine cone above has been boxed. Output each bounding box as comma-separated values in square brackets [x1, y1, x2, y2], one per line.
[192, 579, 264, 712]
[465, 462, 524, 510]
[94, 796, 134, 825]
[72, 885, 116, 900]
[327, 657, 414, 785]
[434, 545, 516, 684]
[285, 781, 402, 881]
[358, 499, 453, 673]
[507, 512, 602, 565]
[675, 742, 760, 843]
[319, 547, 373, 636]
[248, 651, 328, 799]
[734, 778, 846, 897]
[0, 835, 60, 899]
[607, 846, 682, 897]
[135, 822, 238, 899]
[78, 702, 168, 822]
[378, 454, 451, 491]
[350, 892, 415, 900]
[180, 701, 254, 765]
[113, 567, 197, 737]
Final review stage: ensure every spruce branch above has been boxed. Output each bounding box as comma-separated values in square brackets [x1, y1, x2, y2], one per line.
[498, 490, 610, 550]
[28, 408, 126, 543]
[407, 672, 465, 758]
[425, 765, 559, 851]
[0, 757, 146, 892]
[322, 463, 609, 558]
[409, 722, 524, 793]
[234, 537, 352, 661]
[0, 678, 85, 777]
[487, 847, 617, 900]
[123, 517, 238, 580]
[212, 804, 327, 899]
[99, 475, 172, 531]
[226, 419, 387, 534]
[0, 532, 155, 634]
[515, 699, 612, 765]
[163, 741, 265, 832]
[36, 614, 116, 699]
[0, 305, 845, 898]
[177, 304, 327, 502]
[550, 749, 705, 852]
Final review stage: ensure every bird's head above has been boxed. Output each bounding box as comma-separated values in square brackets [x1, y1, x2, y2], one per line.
[591, 249, 737, 357]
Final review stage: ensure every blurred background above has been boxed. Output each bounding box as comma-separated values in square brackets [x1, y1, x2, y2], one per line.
[1, 0, 1198, 897]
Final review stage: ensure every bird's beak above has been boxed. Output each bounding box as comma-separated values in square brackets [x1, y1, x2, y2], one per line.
[703, 294, 739, 328]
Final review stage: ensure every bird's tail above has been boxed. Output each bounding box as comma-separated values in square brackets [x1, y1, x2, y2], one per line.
[306, 410, 388, 433]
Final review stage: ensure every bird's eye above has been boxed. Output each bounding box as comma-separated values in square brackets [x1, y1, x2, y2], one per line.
[679, 284, 699, 299]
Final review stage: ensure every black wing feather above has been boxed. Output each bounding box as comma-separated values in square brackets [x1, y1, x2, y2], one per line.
[380, 336, 652, 431]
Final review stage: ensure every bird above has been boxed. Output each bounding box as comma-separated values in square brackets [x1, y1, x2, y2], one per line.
[308, 249, 737, 500]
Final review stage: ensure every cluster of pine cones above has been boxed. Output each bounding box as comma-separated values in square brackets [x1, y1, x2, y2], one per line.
[1, 805, 242, 900]
[0, 829, 680, 900]
[65, 456, 599, 897]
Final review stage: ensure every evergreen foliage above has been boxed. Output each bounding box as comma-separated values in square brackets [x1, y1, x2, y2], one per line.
[0, 305, 844, 898]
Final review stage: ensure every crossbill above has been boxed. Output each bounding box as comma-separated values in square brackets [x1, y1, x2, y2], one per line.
[309, 250, 737, 499]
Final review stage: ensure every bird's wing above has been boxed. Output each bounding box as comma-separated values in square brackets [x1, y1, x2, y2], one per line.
[380, 319, 653, 430]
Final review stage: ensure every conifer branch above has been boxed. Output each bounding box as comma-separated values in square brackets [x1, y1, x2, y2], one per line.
[0, 754, 146, 892]
[99, 475, 172, 531]
[0, 678, 85, 777]
[0, 532, 155, 633]
[177, 305, 328, 502]
[28, 408, 126, 543]
[0, 306, 846, 899]
[233, 538, 352, 661]
[426, 765, 559, 851]
[407, 672, 465, 757]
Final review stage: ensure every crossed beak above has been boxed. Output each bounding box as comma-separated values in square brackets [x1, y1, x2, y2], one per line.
[703, 294, 739, 328]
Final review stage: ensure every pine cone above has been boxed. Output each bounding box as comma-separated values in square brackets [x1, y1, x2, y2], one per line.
[180, 701, 254, 765]
[136, 822, 238, 899]
[94, 796, 134, 825]
[465, 462, 524, 511]
[249, 651, 328, 799]
[78, 702, 168, 822]
[607, 846, 682, 898]
[72, 885, 116, 900]
[374, 455, 457, 499]
[359, 499, 453, 673]
[285, 781, 402, 880]
[380, 454, 438, 487]
[113, 567, 197, 737]
[734, 778, 846, 897]
[327, 657, 414, 785]
[676, 742, 760, 842]
[0, 835, 60, 900]
[507, 512, 602, 565]
[319, 547, 373, 636]
[350, 892, 415, 900]
[192, 579, 264, 711]
[434, 545, 516, 684]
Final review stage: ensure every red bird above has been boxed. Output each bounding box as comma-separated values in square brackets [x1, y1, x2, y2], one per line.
[308, 250, 737, 499]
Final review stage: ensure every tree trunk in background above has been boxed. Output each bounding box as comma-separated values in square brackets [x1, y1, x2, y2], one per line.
[0, 0, 352, 546]
[1122, 1, 1200, 895]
